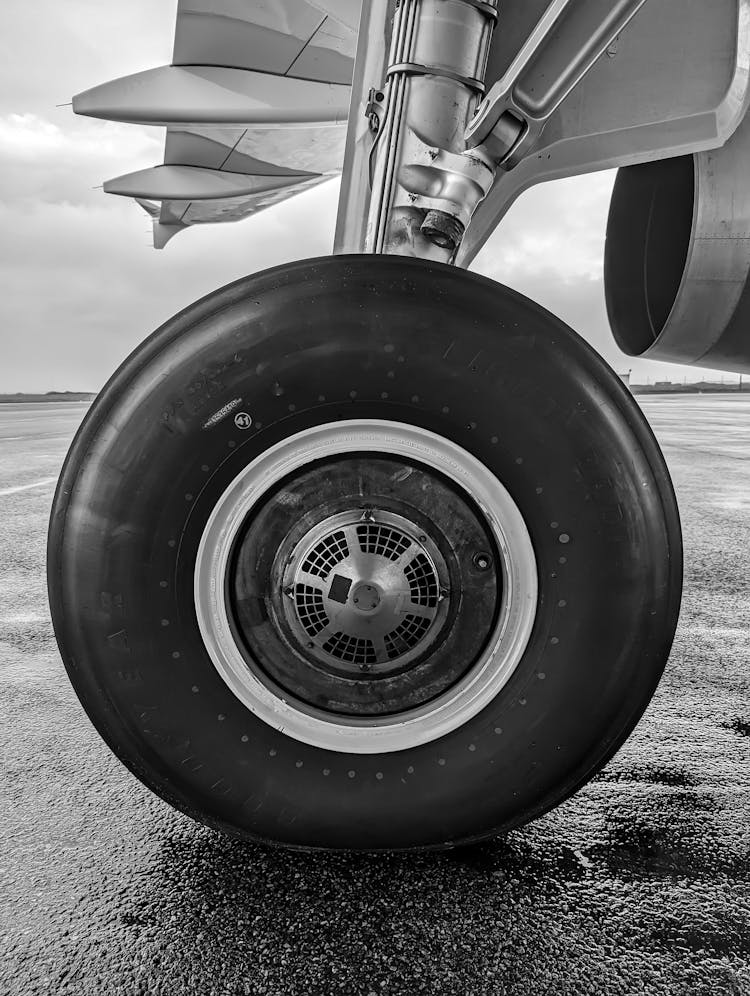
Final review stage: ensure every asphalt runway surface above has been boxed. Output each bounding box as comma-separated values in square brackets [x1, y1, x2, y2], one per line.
[1, 397, 749, 996]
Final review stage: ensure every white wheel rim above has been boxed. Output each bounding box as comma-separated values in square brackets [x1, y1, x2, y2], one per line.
[194, 420, 538, 753]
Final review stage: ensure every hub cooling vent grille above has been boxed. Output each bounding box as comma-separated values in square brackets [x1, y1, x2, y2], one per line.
[291, 518, 443, 666]
[302, 530, 349, 579]
[356, 523, 411, 560]
[404, 552, 439, 607]
[384, 614, 431, 659]
[294, 584, 329, 637]
[322, 631, 377, 665]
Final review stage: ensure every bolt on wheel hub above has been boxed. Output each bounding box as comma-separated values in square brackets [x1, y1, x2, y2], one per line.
[280, 509, 450, 675]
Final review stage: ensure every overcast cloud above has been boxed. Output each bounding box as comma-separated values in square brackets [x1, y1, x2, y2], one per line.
[0, 0, 735, 391]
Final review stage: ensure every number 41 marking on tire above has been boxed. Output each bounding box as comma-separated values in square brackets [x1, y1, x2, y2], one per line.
[234, 412, 253, 430]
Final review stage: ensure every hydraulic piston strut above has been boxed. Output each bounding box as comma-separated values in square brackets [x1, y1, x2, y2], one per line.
[366, 0, 499, 261]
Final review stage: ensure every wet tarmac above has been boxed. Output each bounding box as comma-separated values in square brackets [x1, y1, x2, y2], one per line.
[1, 397, 749, 995]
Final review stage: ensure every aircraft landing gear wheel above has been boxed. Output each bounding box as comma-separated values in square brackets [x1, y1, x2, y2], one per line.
[48, 256, 682, 850]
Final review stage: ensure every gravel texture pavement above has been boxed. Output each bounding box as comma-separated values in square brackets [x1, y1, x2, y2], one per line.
[1, 396, 749, 996]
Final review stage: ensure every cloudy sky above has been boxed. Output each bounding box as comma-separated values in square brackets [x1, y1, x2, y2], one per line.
[1, 0, 735, 391]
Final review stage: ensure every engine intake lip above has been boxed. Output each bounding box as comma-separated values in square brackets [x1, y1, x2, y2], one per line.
[605, 112, 750, 375]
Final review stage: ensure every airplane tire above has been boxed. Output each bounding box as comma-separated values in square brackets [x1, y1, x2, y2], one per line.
[48, 255, 682, 850]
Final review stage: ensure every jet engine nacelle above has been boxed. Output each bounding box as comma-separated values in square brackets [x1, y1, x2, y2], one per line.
[605, 108, 750, 375]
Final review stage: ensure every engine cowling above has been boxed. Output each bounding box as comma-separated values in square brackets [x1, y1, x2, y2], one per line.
[604, 108, 750, 374]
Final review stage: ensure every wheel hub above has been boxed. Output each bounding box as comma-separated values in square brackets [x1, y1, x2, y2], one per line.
[196, 421, 538, 750]
[280, 509, 449, 674]
[228, 452, 504, 716]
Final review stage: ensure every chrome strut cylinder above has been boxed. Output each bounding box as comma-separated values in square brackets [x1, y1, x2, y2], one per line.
[366, 0, 499, 260]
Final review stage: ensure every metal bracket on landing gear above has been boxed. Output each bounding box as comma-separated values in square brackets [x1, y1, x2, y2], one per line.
[465, 0, 649, 166]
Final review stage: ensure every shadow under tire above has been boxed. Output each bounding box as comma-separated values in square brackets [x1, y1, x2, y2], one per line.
[48, 255, 682, 850]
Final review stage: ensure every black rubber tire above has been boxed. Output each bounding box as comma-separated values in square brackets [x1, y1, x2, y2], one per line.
[48, 255, 682, 851]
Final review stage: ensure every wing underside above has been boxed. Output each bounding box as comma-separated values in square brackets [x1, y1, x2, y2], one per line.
[73, 0, 361, 246]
